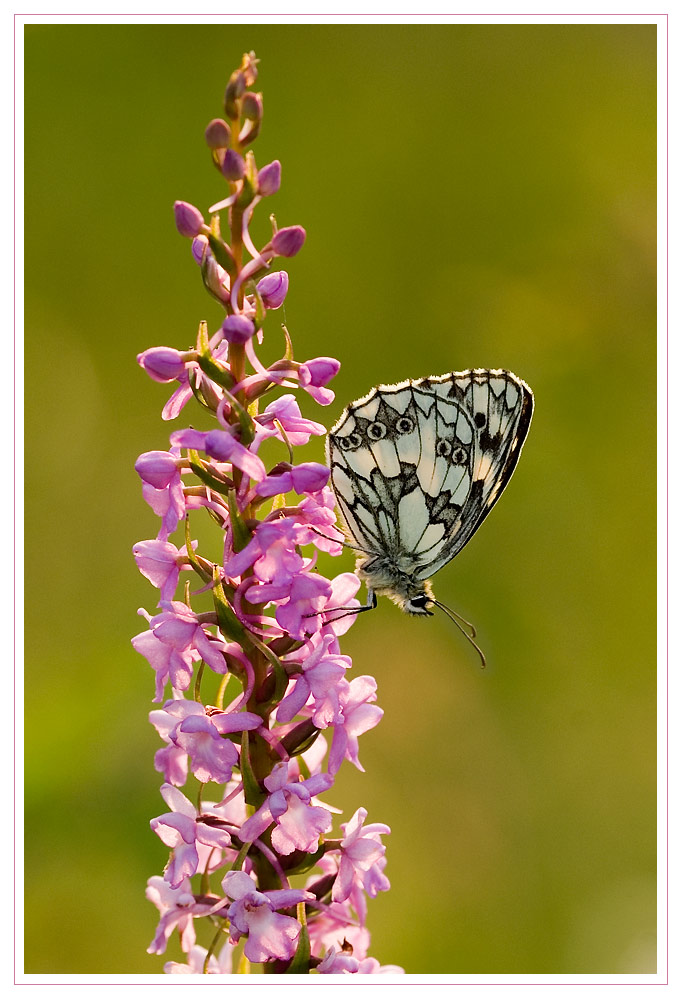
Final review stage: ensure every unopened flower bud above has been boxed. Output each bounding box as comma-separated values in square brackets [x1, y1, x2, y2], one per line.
[272, 225, 306, 258]
[298, 357, 340, 388]
[137, 347, 188, 382]
[191, 234, 209, 265]
[256, 462, 330, 497]
[204, 429, 236, 462]
[174, 201, 205, 238]
[224, 71, 246, 120]
[205, 118, 231, 149]
[257, 160, 281, 197]
[256, 270, 289, 309]
[222, 314, 255, 344]
[241, 51, 259, 87]
[135, 451, 179, 489]
[242, 92, 263, 122]
[202, 254, 230, 302]
[221, 148, 245, 181]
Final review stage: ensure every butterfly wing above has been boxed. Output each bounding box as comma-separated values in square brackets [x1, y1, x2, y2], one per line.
[409, 369, 533, 578]
[326, 368, 533, 578]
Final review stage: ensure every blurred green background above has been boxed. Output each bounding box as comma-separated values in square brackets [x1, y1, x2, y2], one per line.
[24, 22, 657, 974]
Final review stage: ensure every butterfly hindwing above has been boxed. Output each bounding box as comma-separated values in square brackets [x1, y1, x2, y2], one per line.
[326, 368, 533, 584]
[409, 370, 533, 577]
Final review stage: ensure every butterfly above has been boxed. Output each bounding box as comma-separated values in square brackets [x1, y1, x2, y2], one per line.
[325, 369, 534, 664]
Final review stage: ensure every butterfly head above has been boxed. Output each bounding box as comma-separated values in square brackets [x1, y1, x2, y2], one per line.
[403, 590, 435, 617]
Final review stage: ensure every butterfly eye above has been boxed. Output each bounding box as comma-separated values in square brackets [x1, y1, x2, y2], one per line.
[452, 447, 468, 465]
[407, 594, 433, 615]
[396, 416, 414, 434]
[436, 438, 452, 458]
[367, 421, 387, 440]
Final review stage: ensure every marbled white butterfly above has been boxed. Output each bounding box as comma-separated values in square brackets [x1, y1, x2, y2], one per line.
[325, 369, 534, 664]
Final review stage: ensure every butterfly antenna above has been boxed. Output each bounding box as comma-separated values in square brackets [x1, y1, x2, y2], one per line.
[432, 600, 487, 670]
[432, 600, 477, 637]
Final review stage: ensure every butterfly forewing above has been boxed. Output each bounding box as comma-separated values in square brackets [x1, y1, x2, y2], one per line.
[326, 368, 533, 585]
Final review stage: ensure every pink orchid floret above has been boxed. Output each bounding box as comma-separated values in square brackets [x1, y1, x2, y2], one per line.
[133, 602, 228, 701]
[222, 870, 313, 964]
[329, 676, 384, 775]
[171, 426, 267, 483]
[306, 893, 370, 959]
[278, 632, 351, 727]
[226, 518, 307, 594]
[135, 450, 186, 541]
[146, 876, 199, 955]
[333, 807, 391, 902]
[151, 784, 234, 889]
[149, 698, 204, 785]
[132, 538, 190, 604]
[318, 946, 361, 974]
[254, 394, 326, 446]
[158, 339, 229, 421]
[274, 572, 333, 639]
[239, 761, 334, 855]
[173, 709, 261, 784]
[165, 939, 234, 974]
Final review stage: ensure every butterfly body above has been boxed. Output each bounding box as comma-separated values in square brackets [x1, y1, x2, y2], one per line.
[326, 369, 533, 618]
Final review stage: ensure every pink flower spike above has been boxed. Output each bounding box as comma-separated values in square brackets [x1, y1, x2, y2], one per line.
[136, 57, 399, 976]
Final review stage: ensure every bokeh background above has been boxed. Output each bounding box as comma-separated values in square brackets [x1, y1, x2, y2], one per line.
[24, 22, 657, 975]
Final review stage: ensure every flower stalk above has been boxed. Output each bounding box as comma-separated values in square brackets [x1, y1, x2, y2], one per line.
[133, 52, 402, 976]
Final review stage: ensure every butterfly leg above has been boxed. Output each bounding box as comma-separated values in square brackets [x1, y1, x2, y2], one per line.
[305, 589, 377, 625]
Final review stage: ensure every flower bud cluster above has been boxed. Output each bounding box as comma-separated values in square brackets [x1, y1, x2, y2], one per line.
[133, 53, 402, 976]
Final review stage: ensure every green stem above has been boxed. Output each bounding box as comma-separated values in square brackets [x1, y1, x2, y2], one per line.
[193, 661, 205, 702]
